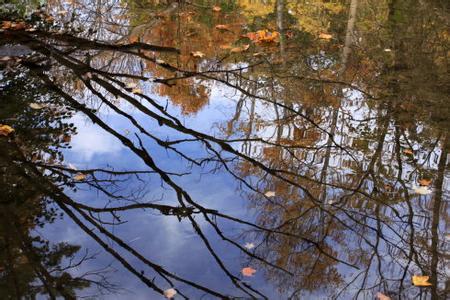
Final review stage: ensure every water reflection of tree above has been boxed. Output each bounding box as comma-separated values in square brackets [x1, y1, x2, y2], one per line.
[1, 0, 448, 298]
[0, 71, 116, 298]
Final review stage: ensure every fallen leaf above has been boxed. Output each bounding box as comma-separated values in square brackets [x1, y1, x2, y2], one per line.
[25, 27, 37, 32]
[11, 22, 26, 30]
[264, 191, 276, 197]
[403, 148, 414, 155]
[384, 48, 392, 52]
[67, 163, 77, 170]
[57, 10, 68, 15]
[230, 44, 250, 53]
[132, 88, 142, 94]
[29, 103, 45, 110]
[219, 44, 232, 50]
[128, 35, 139, 44]
[81, 72, 92, 80]
[244, 242, 255, 250]
[215, 24, 230, 31]
[241, 267, 256, 277]
[412, 275, 432, 287]
[1, 21, 12, 29]
[191, 51, 205, 58]
[246, 30, 280, 43]
[163, 288, 177, 299]
[376, 292, 391, 300]
[73, 173, 87, 181]
[285, 30, 294, 39]
[319, 33, 333, 40]
[212, 6, 221, 12]
[62, 135, 71, 143]
[413, 186, 432, 195]
[125, 82, 137, 89]
[0, 124, 14, 136]
[156, 59, 166, 64]
[418, 178, 431, 186]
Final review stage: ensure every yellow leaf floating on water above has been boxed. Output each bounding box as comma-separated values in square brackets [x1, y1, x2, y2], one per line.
[163, 288, 177, 299]
[241, 267, 256, 277]
[73, 173, 87, 181]
[376, 292, 391, 300]
[0, 124, 14, 136]
[412, 275, 432, 287]
[319, 33, 333, 40]
[191, 51, 205, 58]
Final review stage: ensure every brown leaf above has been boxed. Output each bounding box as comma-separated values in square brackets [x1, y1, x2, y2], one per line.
[163, 288, 177, 299]
[215, 24, 230, 31]
[129, 35, 139, 44]
[11, 22, 26, 30]
[403, 148, 414, 155]
[418, 178, 431, 186]
[376, 292, 391, 300]
[0, 124, 14, 137]
[319, 33, 333, 40]
[241, 267, 256, 277]
[1, 21, 12, 29]
[219, 44, 232, 50]
[29, 103, 45, 110]
[230, 44, 250, 53]
[191, 51, 205, 58]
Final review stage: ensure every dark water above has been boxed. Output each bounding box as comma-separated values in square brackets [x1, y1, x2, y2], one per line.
[0, 1, 449, 299]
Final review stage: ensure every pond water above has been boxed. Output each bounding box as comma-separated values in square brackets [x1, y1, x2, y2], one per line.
[0, 1, 449, 299]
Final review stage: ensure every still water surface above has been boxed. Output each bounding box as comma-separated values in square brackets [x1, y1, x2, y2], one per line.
[0, 0, 449, 299]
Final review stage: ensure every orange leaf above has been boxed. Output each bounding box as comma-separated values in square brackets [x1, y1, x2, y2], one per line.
[246, 30, 280, 43]
[215, 24, 229, 31]
[403, 148, 414, 155]
[0, 124, 14, 137]
[412, 275, 432, 287]
[73, 173, 87, 181]
[1, 21, 12, 29]
[191, 51, 205, 58]
[319, 33, 333, 40]
[241, 267, 256, 276]
[418, 178, 431, 186]
[129, 35, 139, 44]
[219, 44, 232, 49]
[11, 22, 26, 30]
